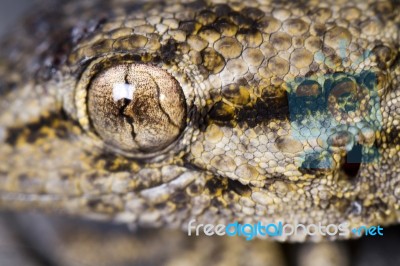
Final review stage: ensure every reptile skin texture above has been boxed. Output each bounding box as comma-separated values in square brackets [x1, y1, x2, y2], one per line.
[0, 0, 399, 265]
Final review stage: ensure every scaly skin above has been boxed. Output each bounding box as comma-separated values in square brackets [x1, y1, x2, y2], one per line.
[0, 0, 399, 264]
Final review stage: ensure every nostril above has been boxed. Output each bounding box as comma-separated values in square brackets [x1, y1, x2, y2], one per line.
[342, 143, 362, 179]
[342, 161, 361, 179]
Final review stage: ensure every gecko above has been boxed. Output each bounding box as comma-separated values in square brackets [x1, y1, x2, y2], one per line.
[0, 0, 399, 265]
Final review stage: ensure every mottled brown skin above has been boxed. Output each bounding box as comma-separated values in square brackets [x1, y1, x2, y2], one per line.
[0, 0, 399, 265]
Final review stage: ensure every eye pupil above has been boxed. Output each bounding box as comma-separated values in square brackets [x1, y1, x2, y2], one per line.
[88, 64, 186, 154]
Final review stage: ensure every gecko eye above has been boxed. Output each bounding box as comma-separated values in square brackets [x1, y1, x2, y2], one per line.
[87, 64, 187, 153]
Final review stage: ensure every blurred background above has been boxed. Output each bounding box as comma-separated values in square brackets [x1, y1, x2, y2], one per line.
[0, 0, 34, 37]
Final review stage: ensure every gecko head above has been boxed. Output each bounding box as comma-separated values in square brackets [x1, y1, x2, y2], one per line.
[0, 0, 399, 241]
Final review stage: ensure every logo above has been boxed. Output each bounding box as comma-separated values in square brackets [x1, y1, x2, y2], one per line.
[188, 220, 384, 241]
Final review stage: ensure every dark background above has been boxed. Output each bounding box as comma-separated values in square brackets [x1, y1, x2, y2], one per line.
[0, 0, 34, 37]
